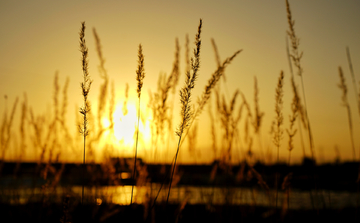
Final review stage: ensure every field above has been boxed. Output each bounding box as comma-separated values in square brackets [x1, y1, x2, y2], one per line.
[1, 1, 360, 222]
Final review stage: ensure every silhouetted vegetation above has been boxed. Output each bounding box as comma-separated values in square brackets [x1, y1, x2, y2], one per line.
[0, 1, 360, 222]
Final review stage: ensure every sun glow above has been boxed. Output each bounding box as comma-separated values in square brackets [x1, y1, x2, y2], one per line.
[102, 102, 152, 155]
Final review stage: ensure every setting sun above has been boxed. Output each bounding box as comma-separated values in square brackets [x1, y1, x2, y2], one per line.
[102, 101, 152, 155]
[1, 0, 360, 221]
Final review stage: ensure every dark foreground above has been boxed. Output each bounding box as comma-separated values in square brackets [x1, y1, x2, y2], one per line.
[1, 158, 359, 191]
[0, 202, 359, 223]
[1, 159, 360, 222]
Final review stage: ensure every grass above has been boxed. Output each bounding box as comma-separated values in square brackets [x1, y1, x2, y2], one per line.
[0, 96, 18, 174]
[286, 0, 314, 161]
[132, 44, 145, 204]
[1, 1, 360, 222]
[287, 76, 299, 166]
[79, 21, 92, 204]
[168, 18, 202, 205]
[346, 47, 360, 118]
[272, 71, 284, 209]
[338, 66, 356, 161]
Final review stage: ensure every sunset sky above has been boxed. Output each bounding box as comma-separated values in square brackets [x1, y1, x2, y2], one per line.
[1, 0, 360, 164]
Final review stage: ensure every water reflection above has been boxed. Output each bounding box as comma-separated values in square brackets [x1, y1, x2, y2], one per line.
[1, 184, 358, 209]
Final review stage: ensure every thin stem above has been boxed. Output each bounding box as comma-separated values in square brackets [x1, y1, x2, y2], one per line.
[131, 43, 145, 204]
[131, 97, 141, 204]
[82, 132, 85, 204]
[286, 34, 306, 159]
[167, 134, 182, 205]
[346, 46, 360, 116]
[275, 146, 279, 209]
[346, 104, 356, 161]
[79, 21, 92, 205]
[299, 76, 315, 159]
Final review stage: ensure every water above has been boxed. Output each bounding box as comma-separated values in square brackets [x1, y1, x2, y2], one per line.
[1, 183, 358, 210]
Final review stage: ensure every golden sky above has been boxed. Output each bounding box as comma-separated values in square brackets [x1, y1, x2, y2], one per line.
[1, 0, 360, 164]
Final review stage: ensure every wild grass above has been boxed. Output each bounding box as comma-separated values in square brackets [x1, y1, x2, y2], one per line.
[272, 71, 284, 209]
[272, 71, 284, 160]
[167, 18, 202, 205]
[1, 1, 360, 222]
[215, 89, 242, 168]
[0, 96, 19, 173]
[208, 99, 217, 161]
[338, 66, 356, 161]
[187, 122, 198, 160]
[166, 39, 181, 161]
[93, 28, 109, 136]
[345, 47, 360, 163]
[286, 32, 306, 159]
[337, 64, 360, 210]
[240, 92, 254, 161]
[180, 46, 241, 150]
[132, 44, 145, 204]
[287, 77, 299, 165]
[79, 21, 92, 204]
[286, 0, 314, 161]
[196, 50, 241, 115]
[253, 77, 265, 162]
[13, 94, 27, 176]
[346, 47, 360, 117]
[286, 1, 319, 210]
[148, 39, 180, 161]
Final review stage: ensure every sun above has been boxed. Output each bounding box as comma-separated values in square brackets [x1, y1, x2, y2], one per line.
[101, 101, 152, 154]
[113, 104, 137, 145]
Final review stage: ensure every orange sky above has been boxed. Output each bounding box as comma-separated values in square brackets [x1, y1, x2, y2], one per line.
[1, 0, 360, 164]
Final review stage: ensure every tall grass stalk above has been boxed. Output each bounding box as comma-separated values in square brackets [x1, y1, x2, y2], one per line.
[166, 38, 181, 162]
[346, 47, 360, 117]
[48, 72, 60, 170]
[179, 49, 241, 149]
[345, 50, 360, 207]
[150, 39, 180, 162]
[187, 122, 198, 161]
[208, 99, 217, 160]
[79, 21, 92, 204]
[216, 90, 241, 167]
[253, 77, 265, 162]
[345, 48, 360, 201]
[167, 19, 202, 205]
[14, 94, 27, 175]
[211, 38, 221, 68]
[211, 39, 230, 98]
[0, 96, 19, 173]
[196, 50, 241, 115]
[286, 2, 319, 210]
[284, 83, 299, 210]
[273, 71, 284, 209]
[93, 28, 109, 134]
[338, 66, 356, 161]
[286, 35, 306, 158]
[240, 92, 254, 160]
[287, 77, 299, 166]
[131, 44, 145, 204]
[286, 0, 314, 160]
[108, 82, 115, 132]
